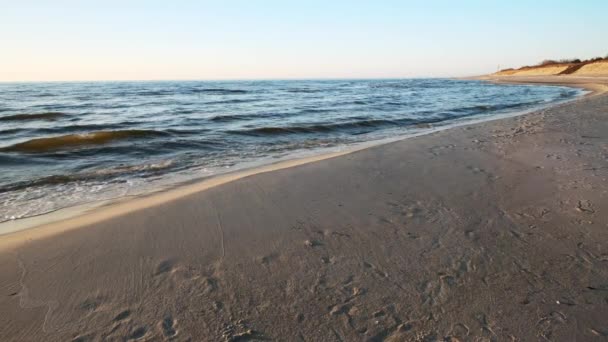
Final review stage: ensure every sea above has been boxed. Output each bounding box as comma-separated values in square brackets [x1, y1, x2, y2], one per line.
[0, 79, 583, 223]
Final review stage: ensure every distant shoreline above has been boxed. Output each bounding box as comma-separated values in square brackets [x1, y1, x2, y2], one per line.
[471, 74, 608, 95]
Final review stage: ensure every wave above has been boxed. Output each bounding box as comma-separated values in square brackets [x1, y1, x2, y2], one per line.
[41, 123, 133, 133]
[213, 107, 326, 120]
[200, 88, 248, 94]
[298, 108, 331, 114]
[0, 153, 44, 166]
[204, 98, 258, 105]
[0, 112, 67, 121]
[0, 128, 26, 136]
[1, 130, 166, 153]
[30, 103, 91, 110]
[193, 88, 249, 95]
[164, 128, 210, 135]
[0, 160, 174, 194]
[209, 114, 261, 122]
[137, 90, 174, 96]
[370, 83, 413, 89]
[449, 100, 544, 114]
[0, 122, 144, 137]
[119, 88, 249, 97]
[217, 97, 552, 138]
[228, 119, 407, 136]
[285, 88, 321, 94]
[332, 100, 371, 106]
[209, 112, 287, 122]
[226, 108, 511, 137]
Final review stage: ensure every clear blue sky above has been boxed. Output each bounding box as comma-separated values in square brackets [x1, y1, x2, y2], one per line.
[2, 0, 607, 81]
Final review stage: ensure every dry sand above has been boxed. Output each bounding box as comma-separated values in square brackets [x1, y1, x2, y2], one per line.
[576, 61, 608, 77]
[494, 60, 608, 77]
[1, 76, 608, 341]
[496, 65, 570, 76]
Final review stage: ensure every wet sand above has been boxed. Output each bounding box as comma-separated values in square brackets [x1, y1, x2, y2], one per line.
[1, 76, 608, 341]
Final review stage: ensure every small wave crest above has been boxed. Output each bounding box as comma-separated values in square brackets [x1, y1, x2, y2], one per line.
[204, 98, 257, 105]
[209, 114, 261, 122]
[121, 88, 248, 97]
[0, 160, 174, 194]
[450, 100, 543, 114]
[228, 119, 406, 136]
[194, 88, 249, 95]
[209, 112, 285, 122]
[1, 130, 166, 153]
[285, 88, 322, 94]
[0, 112, 67, 121]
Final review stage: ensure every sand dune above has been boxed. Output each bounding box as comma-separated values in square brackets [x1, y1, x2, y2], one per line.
[495, 65, 570, 76]
[575, 61, 608, 76]
[495, 60, 608, 77]
[1, 77, 608, 341]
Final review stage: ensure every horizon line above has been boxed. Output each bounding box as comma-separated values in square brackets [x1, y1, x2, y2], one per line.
[0, 75, 479, 84]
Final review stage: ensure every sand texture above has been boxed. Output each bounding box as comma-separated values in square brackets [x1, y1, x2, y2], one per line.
[1, 78, 608, 341]
[494, 60, 608, 77]
[575, 61, 608, 77]
[497, 65, 570, 76]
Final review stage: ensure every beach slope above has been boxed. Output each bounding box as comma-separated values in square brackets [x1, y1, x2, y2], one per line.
[1, 78, 608, 341]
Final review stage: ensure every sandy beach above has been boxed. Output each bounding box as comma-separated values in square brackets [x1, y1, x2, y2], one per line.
[1, 76, 608, 341]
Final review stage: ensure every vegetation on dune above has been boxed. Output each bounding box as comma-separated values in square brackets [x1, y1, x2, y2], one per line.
[538, 58, 580, 66]
[536, 56, 607, 67]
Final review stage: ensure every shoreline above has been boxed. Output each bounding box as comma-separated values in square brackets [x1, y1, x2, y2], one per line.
[2, 75, 608, 340]
[470, 74, 608, 95]
[0, 77, 594, 241]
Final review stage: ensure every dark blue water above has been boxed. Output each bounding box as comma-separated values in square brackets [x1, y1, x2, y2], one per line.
[0, 79, 582, 221]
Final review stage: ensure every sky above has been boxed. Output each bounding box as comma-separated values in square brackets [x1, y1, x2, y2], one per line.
[1, 0, 607, 81]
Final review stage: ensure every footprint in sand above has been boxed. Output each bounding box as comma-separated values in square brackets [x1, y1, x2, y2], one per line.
[372, 309, 386, 318]
[429, 144, 455, 156]
[537, 311, 567, 340]
[155, 259, 175, 275]
[113, 309, 131, 322]
[258, 252, 280, 265]
[576, 200, 595, 213]
[450, 323, 470, 339]
[212, 301, 224, 312]
[128, 326, 147, 340]
[221, 321, 265, 342]
[362, 261, 388, 278]
[159, 316, 178, 338]
[79, 297, 102, 312]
